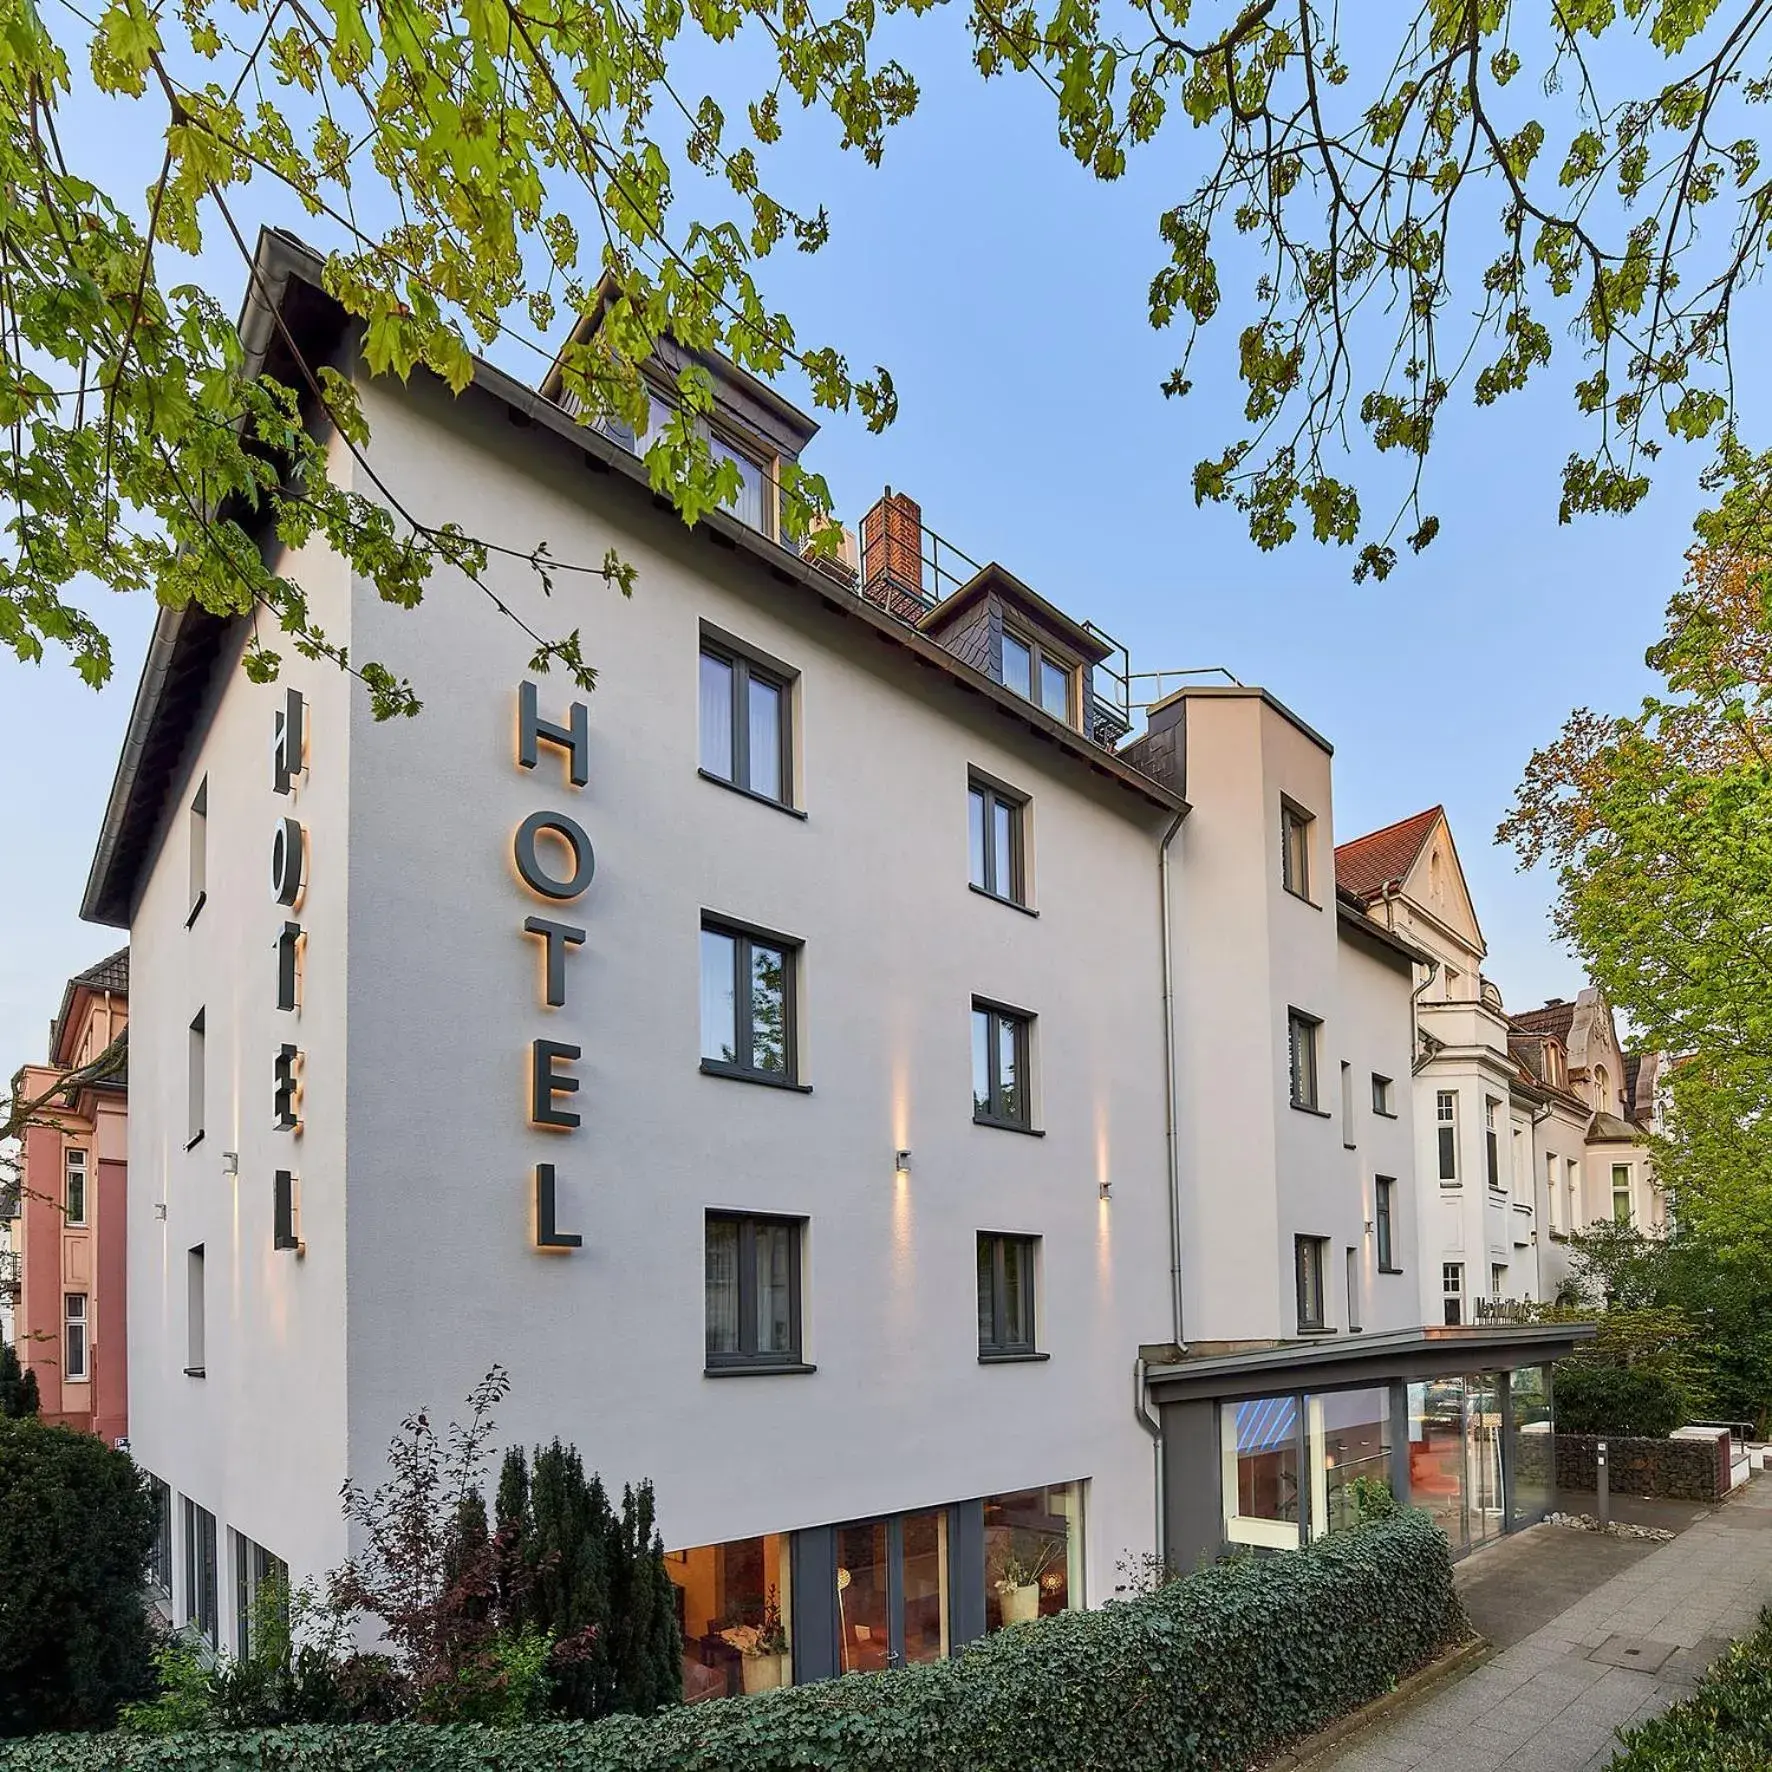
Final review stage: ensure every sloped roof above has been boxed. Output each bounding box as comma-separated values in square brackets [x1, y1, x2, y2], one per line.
[1587, 1110, 1643, 1142]
[1622, 1052, 1644, 1105]
[49, 947, 129, 1064]
[1334, 807, 1442, 903]
[1509, 1035, 1548, 1083]
[74, 949, 129, 995]
[1512, 999, 1575, 1041]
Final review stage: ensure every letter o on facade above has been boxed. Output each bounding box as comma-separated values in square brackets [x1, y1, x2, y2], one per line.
[514, 811, 595, 901]
[271, 817, 306, 908]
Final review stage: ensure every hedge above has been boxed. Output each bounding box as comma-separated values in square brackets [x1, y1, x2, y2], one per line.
[1609, 1606, 1772, 1771]
[1554, 1364, 1686, 1438]
[0, 1511, 1467, 1772]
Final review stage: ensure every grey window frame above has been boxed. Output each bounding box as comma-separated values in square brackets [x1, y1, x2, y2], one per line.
[972, 999, 1034, 1131]
[704, 1211, 806, 1373]
[1280, 799, 1313, 901]
[186, 1010, 206, 1150]
[1442, 1261, 1463, 1327]
[147, 1476, 173, 1598]
[1295, 1235, 1328, 1331]
[977, 1232, 1040, 1358]
[1491, 1262, 1507, 1296]
[1485, 1096, 1503, 1190]
[968, 776, 1027, 907]
[183, 1497, 219, 1647]
[1375, 1177, 1400, 1272]
[1288, 1010, 1322, 1112]
[1372, 1073, 1395, 1116]
[699, 638, 794, 809]
[999, 627, 1079, 727]
[700, 916, 801, 1088]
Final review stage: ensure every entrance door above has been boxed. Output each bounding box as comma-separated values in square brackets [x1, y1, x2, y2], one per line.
[834, 1511, 950, 1672]
[1464, 1371, 1505, 1549]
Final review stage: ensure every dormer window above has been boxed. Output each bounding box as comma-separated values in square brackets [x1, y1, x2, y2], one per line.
[709, 431, 770, 537]
[1000, 629, 1076, 726]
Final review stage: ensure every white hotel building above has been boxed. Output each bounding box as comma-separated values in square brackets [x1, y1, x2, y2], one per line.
[84, 231, 1586, 1682]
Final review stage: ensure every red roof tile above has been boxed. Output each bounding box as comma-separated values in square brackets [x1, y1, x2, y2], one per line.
[1333, 807, 1442, 903]
[1511, 1000, 1575, 1041]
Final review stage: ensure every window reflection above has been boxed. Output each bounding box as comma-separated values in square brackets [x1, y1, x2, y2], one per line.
[666, 1534, 793, 1702]
[984, 1483, 1080, 1630]
[1223, 1396, 1302, 1547]
[1408, 1379, 1466, 1547]
[1318, 1388, 1391, 1534]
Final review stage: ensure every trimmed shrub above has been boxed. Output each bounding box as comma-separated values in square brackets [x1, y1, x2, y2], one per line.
[1608, 1606, 1772, 1770]
[0, 1511, 1467, 1772]
[1555, 1363, 1686, 1438]
[0, 1418, 157, 1735]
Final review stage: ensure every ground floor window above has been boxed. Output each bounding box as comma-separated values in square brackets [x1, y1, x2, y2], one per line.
[665, 1480, 1084, 1698]
[983, 1483, 1081, 1630]
[1223, 1395, 1304, 1548]
[1223, 1391, 1393, 1547]
[182, 1497, 219, 1647]
[146, 1475, 172, 1600]
[1320, 1389, 1392, 1534]
[1507, 1365, 1554, 1526]
[666, 1532, 793, 1702]
[232, 1532, 289, 1662]
[1407, 1374, 1506, 1554]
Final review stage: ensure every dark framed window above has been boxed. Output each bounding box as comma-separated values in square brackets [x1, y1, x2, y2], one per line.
[1288, 1011, 1321, 1111]
[1442, 1261, 1463, 1327]
[999, 629, 1078, 727]
[188, 777, 208, 925]
[1281, 801, 1312, 899]
[700, 919, 798, 1085]
[705, 1213, 805, 1371]
[1485, 1097, 1502, 1189]
[1436, 1090, 1457, 1181]
[1295, 1236, 1328, 1331]
[146, 1475, 173, 1597]
[1372, 1074, 1394, 1116]
[968, 778, 1026, 905]
[234, 1533, 289, 1662]
[1375, 1177, 1399, 1272]
[183, 1497, 219, 1646]
[972, 1001, 1032, 1129]
[699, 640, 792, 806]
[977, 1233, 1038, 1356]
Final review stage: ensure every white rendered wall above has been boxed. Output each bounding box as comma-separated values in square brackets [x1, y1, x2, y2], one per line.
[319, 371, 1177, 1603]
[125, 453, 357, 1653]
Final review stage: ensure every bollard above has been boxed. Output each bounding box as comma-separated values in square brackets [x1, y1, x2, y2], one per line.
[1597, 1438, 1609, 1527]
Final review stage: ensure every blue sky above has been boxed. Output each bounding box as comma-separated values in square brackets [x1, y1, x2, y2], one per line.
[0, 12, 1730, 1073]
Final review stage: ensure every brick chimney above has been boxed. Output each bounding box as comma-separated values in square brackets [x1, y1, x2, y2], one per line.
[860, 488, 928, 623]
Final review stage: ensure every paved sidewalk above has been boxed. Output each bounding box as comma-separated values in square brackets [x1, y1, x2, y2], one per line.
[1310, 1474, 1772, 1772]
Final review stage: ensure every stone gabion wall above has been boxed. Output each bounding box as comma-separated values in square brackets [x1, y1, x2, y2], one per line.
[1513, 1429, 1730, 1503]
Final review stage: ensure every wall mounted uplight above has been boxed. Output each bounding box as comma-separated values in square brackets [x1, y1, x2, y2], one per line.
[221, 1152, 239, 1178]
[894, 1149, 912, 1174]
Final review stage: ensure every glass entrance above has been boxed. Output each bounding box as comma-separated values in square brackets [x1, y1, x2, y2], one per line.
[834, 1511, 949, 1672]
[1464, 1372, 1505, 1549]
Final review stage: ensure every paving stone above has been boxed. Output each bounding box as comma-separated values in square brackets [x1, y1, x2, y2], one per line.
[1583, 1634, 1677, 1673]
[1307, 1474, 1772, 1772]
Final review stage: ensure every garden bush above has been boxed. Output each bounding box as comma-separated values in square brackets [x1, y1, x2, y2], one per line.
[1608, 1605, 1772, 1770]
[0, 1417, 157, 1736]
[0, 1510, 1468, 1772]
[1554, 1363, 1686, 1438]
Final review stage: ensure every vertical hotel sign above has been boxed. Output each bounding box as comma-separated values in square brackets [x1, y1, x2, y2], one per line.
[513, 683, 592, 1249]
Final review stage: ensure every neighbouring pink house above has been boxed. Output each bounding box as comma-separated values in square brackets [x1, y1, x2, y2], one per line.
[8, 949, 129, 1443]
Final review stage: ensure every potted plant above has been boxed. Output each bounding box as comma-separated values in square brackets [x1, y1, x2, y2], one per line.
[740, 1587, 790, 1694]
[990, 1534, 1062, 1626]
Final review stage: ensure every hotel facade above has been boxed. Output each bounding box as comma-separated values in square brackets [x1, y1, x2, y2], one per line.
[85, 231, 1586, 1683]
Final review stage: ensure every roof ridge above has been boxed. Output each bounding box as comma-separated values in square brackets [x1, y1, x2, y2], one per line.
[1333, 804, 1442, 857]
